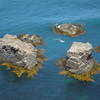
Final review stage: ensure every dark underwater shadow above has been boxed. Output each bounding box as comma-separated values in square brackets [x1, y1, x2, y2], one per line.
[66, 78, 100, 99]
[0, 65, 34, 83]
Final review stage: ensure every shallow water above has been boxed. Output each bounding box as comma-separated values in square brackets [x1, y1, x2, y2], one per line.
[0, 0, 100, 100]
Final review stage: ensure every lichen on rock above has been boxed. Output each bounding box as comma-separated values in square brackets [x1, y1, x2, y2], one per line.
[52, 23, 85, 37]
[56, 42, 100, 81]
[0, 34, 47, 78]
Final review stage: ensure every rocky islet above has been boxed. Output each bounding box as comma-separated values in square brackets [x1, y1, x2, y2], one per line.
[52, 23, 85, 37]
[0, 34, 47, 77]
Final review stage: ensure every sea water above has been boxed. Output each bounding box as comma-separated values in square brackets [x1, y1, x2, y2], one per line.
[0, 0, 100, 100]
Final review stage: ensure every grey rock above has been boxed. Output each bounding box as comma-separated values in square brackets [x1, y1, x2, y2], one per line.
[65, 42, 94, 74]
[0, 34, 38, 69]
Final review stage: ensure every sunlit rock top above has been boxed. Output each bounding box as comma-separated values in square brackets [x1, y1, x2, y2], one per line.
[67, 42, 93, 56]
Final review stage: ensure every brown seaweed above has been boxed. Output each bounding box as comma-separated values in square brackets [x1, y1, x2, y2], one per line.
[94, 46, 100, 53]
[57, 58, 100, 82]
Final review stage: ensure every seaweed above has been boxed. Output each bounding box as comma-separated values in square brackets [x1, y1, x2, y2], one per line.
[57, 58, 100, 82]
[2, 62, 42, 78]
[1, 49, 47, 78]
[94, 46, 100, 53]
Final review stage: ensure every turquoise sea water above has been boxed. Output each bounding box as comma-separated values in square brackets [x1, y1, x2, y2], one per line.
[0, 0, 100, 100]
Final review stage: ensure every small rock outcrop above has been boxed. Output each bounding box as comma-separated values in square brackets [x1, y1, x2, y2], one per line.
[18, 34, 44, 46]
[52, 23, 84, 37]
[0, 34, 47, 77]
[57, 42, 100, 81]
[94, 46, 100, 53]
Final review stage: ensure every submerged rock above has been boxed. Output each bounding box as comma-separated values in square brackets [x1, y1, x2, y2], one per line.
[0, 34, 47, 77]
[18, 34, 44, 46]
[57, 42, 100, 81]
[94, 46, 100, 53]
[52, 23, 85, 37]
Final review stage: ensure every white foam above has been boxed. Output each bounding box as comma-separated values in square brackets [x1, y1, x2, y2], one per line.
[54, 38, 65, 43]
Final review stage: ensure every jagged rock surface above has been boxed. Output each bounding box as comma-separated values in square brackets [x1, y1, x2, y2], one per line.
[53, 23, 84, 37]
[65, 42, 94, 74]
[0, 34, 38, 69]
[18, 34, 43, 46]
